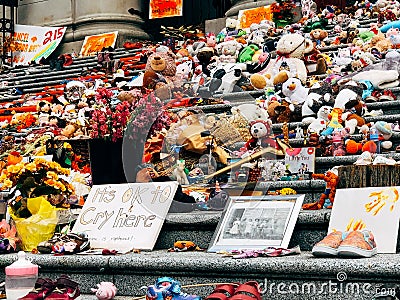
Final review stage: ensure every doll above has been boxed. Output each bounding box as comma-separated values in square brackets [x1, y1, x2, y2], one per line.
[303, 167, 339, 210]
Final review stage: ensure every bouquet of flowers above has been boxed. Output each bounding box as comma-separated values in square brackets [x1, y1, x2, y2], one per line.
[0, 157, 75, 218]
[89, 88, 142, 142]
[270, 0, 297, 27]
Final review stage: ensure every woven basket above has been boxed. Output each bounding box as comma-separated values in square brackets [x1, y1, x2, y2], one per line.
[229, 113, 252, 142]
[211, 118, 244, 147]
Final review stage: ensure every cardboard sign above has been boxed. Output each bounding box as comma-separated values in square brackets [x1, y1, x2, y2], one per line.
[329, 187, 400, 253]
[9, 24, 66, 66]
[149, 0, 183, 19]
[72, 182, 178, 251]
[79, 31, 118, 57]
[285, 147, 315, 176]
[238, 6, 272, 30]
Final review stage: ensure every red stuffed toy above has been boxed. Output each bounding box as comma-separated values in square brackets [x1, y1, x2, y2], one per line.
[303, 167, 339, 210]
[245, 120, 277, 150]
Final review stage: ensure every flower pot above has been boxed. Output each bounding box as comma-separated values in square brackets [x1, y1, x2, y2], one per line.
[274, 20, 290, 28]
[88, 139, 128, 185]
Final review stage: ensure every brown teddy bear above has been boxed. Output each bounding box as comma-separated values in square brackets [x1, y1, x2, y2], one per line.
[303, 40, 327, 75]
[266, 99, 293, 124]
[143, 51, 177, 99]
[117, 90, 141, 104]
[309, 29, 328, 48]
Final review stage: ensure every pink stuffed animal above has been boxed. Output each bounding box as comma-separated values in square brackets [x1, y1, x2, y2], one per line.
[91, 282, 118, 300]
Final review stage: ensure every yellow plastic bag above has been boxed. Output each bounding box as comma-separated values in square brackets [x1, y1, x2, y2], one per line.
[9, 196, 58, 251]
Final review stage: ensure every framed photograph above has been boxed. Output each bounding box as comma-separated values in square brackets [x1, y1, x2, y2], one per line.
[208, 195, 304, 252]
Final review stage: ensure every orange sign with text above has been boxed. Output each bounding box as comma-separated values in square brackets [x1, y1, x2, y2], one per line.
[79, 31, 118, 57]
[149, 0, 183, 19]
[238, 6, 273, 30]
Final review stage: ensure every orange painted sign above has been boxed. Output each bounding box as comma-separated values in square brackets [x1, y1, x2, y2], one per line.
[79, 31, 118, 57]
[149, 0, 183, 19]
[238, 6, 273, 30]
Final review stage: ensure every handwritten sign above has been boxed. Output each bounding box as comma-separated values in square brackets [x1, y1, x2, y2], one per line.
[285, 147, 315, 175]
[149, 0, 183, 19]
[238, 6, 272, 30]
[79, 31, 118, 57]
[72, 182, 178, 251]
[9, 24, 66, 66]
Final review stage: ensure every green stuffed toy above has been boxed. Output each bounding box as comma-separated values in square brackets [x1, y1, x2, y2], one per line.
[238, 44, 259, 63]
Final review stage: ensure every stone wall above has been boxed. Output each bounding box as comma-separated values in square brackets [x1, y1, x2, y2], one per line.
[16, 0, 149, 54]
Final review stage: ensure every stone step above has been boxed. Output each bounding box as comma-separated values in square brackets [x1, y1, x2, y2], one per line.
[0, 249, 398, 299]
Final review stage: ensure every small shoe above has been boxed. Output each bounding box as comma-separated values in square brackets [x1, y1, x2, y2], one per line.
[37, 233, 63, 254]
[19, 278, 55, 300]
[365, 90, 381, 103]
[338, 230, 377, 258]
[230, 281, 262, 300]
[379, 89, 395, 101]
[312, 231, 347, 257]
[205, 283, 238, 300]
[45, 275, 81, 299]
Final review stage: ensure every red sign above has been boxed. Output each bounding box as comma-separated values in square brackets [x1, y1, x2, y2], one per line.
[149, 0, 183, 19]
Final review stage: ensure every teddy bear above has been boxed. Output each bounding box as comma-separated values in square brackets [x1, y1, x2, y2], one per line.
[196, 47, 217, 77]
[117, 89, 140, 104]
[274, 99, 294, 124]
[345, 139, 363, 155]
[37, 100, 51, 125]
[307, 106, 332, 135]
[237, 44, 259, 63]
[309, 29, 328, 48]
[249, 73, 273, 90]
[143, 51, 177, 99]
[333, 48, 352, 68]
[216, 18, 244, 42]
[56, 123, 77, 140]
[281, 77, 308, 121]
[342, 99, 368, 134]
[245, 119, 277, 150]
[232, 103, 269, 122]
[302, 81, 334, 122]
[216, 40, 242, 63]
[267, 33, 310, 85]
[175, 60, 193, 83]
[303, 41, 327, 75]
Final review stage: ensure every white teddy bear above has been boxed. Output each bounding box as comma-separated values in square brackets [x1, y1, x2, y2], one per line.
[266, 33, 311, 85]
[307, 106, 332, 134]
[216, 40, 242, 64]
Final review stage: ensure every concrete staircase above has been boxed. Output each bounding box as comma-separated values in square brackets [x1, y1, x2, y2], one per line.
[0, 211, 400, 299]
[1, 21, 400, 298]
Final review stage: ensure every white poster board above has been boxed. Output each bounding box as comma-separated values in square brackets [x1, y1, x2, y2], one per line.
[72, 182, 178, 251]
[10, 24, 66, 66]
[329, 187, 400, 253]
